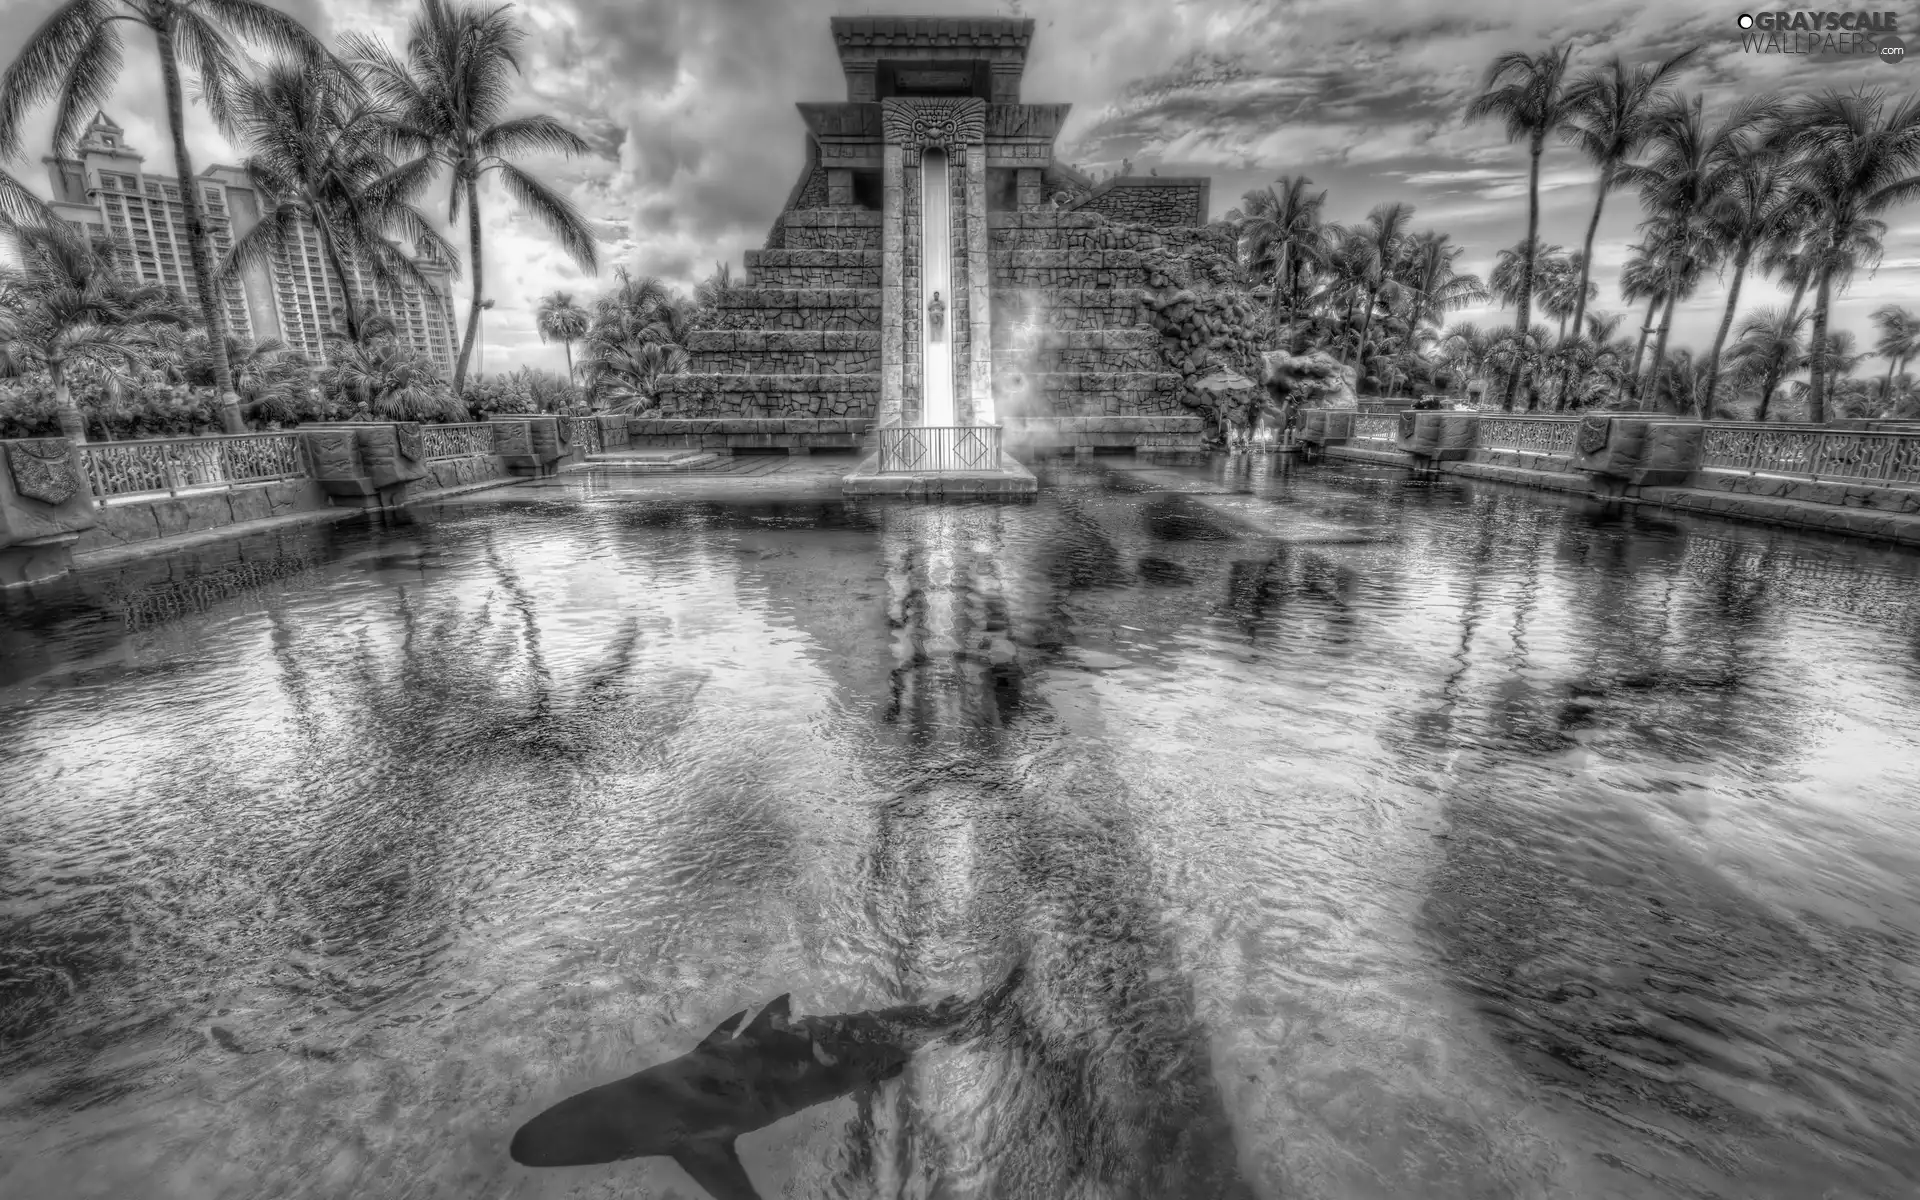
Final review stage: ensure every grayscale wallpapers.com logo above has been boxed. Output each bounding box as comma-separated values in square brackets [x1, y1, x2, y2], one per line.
[1736, 11, 1907, 62]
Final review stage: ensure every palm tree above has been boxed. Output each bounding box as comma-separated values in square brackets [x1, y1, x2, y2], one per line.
[1616, 239, 1670, 405]
[0, 0, 325, 433]
[0, 225, 191, 441]
[1770, 88, 1920, 425]
[347, 0, 601, 396]
[535, 290, 589, 384]
[1438, 322, 1496, 400]
[1348, 200, 1416, 391]
[1870, 303, 1920, 407]
[1398, 232, 1488, 356]
[215, 55, 453, 347]
[1624, 94, 1772, 413]
[317, 326, 463, 419]
[1467, 42, 1580, 410]
[0, 164, 58, 229]
[1230, 175, 1328, 333]
[1698, 120, 1798, 417]
[1559, 48, 1699, 360]
[1725, 305, 1807, 420]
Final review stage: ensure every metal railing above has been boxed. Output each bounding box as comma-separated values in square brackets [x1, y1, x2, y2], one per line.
[422, 422, 495, 460]
[1701, 424, 1920, 486]
[80, 433, 308, 503]
[1476, 415, 1581, 456]
[569, 417, 604, 455]
[878, 424, 1003, 472]
[1352, 414, 1397, 442]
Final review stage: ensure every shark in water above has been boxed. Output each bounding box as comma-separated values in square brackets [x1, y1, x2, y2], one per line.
[509, 966, 1026, 1199]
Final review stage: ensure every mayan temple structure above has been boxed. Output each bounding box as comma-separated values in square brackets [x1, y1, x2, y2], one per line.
[636, 15, 1212, 493]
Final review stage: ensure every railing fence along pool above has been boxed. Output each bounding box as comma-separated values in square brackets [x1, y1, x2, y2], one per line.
[567, 417, 604, 456]
[79, 433, 309, 504]
[421, 423, 496, 461]
[878, 425, 1004, 473]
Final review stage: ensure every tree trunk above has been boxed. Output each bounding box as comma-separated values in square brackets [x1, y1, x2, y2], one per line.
[1883, 356, 1898, 407]
[49, 358, 85, 444]
[1570, 163, 1611, 351]
[564, 341, 574, 385]
[1807, 267, 1833, 424]
[1646, 281, 1680, 414]
[1503, 140, 1544, 412]
[1700, 244, 1750, 419]
[452, 168, 485, 395]
[1354, 286, 1378, 390]
[1620, 294, 1662, 406]
[154, 21, 242, 435]
[314, 220, 362, 343]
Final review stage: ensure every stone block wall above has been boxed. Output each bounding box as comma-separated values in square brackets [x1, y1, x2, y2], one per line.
[709, 289, 881, 331]
[685, 330, 881, 374]
[778, 209, 883, 251]
[990, 288, 1150, 333]
[651, 373, 878, 419]
[745, 249, 881, 288]
[988, 249, 1160, 289]
[1072, 177, 1210, 227]
[950, 153, 973, 424]
[988, 329, 1163, 372]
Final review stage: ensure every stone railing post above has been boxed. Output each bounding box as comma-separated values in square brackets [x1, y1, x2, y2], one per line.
[596, 414, 630, 451]
[1396, 410, 1480, 467]
[1572, 414, 1704, 498]
[0, 437, 99, 588]
[298, 423, 428, 508]
[491, 417, 566, 476]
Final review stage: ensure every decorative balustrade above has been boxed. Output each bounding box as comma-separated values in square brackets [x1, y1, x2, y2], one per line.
[1475, 416, 1580, 456]
[80, 433, 308, 503]
[422, 422, 495, 460]
[568, 417, 604, 456]
[1701, 424, 1920, 486]
[1351, 414, 1397, 442]
[878, 424, 1003, 472]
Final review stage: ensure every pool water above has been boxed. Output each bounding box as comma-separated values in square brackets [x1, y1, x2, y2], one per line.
[2, 454, 1918, 1199]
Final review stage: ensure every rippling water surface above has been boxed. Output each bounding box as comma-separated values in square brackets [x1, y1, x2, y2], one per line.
[3, 454, 1919, 1199]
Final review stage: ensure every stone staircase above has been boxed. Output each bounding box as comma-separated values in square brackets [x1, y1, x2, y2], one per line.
[637, 209, 883, 454]
[987, 212, 1200, 454]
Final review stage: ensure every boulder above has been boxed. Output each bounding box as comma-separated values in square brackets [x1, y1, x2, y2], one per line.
[1260, 349, 1357, 411]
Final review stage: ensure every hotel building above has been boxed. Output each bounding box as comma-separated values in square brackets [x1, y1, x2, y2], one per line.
[43, 112, 459, 374]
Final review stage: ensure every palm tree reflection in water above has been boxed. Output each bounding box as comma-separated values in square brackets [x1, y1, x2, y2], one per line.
[825, 503, 1258, 1199]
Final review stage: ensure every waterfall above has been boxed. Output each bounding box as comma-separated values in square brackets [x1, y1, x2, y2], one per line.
[920, 147, 955, 427]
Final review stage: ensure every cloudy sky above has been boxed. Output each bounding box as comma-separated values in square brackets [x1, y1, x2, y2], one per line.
[2, 0, 1917, 375]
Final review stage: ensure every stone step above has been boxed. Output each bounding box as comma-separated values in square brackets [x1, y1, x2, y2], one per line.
[988, 212, 1168, 253]
[990, 338, 1165, 373]
[685, 328, 881, 374]
[989, 249, 1162, 288]
[711, 287, 880, 331]
[652, 373, 878, 420]
[989, 288, 1152, 332]
[778, 207, 883, 251]
[992, 371, 1185, 419]
[745, 248, 882, 288]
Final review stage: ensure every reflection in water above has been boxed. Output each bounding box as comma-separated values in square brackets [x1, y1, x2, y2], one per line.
[1, 458, 1919, 1198]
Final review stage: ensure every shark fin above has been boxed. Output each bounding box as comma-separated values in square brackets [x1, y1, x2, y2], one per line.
[672, 1138, 761, 1200]
[743, 994, 792, 1037]
[699, 1009, 751, 1048]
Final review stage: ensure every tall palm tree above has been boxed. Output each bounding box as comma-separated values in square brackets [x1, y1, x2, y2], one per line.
[1437, 322, 1496, 400]
[1870, 303, 1920, 407]
[535, 290, 589, 384]
[1624, 94, 1771, 413]
[1467, 42, 1579, 410]
[1698, 119, 1798, 417]
[1559, 47, 1699, 358]
[0, 0, 325, 433]
[347, 0, 601, 396]
[1770, 88, 1920, 424]
[0, 225, 190, 441]
[215, 55, 453, 347]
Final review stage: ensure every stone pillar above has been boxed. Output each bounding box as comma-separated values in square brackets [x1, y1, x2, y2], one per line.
[1016, 168, 1043, 209]
[0, 437, 97, 589]
[845, 63, 877, 103]
[965, 143, 995, 426]
[880, 142, 906, 429]
[827, 168, 854, 207]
